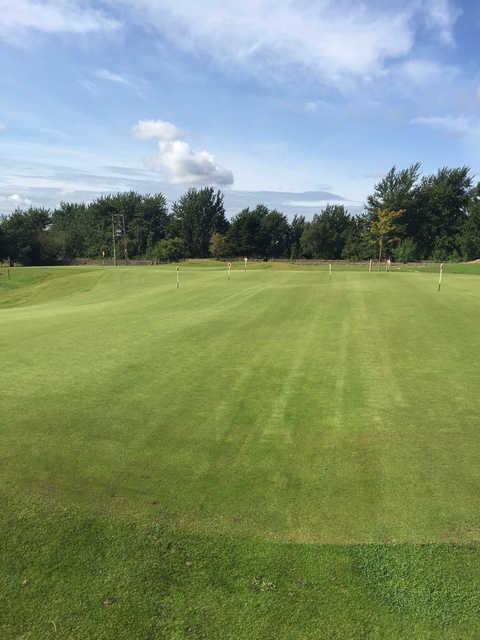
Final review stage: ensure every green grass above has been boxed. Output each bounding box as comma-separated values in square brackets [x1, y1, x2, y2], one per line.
[1, 264, 480, 638]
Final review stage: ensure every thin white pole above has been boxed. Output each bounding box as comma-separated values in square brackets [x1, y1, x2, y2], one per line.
[329, 263, 332, 277]
[369, 259, 372, 273]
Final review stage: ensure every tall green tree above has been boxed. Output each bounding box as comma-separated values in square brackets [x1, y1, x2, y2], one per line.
[0, 207, 58, 265]
[460, 188, 480, 260]
[415, 167, 472, 259]
[225, 206, 268, 257]
[289, 215, 306, 259]
[225, 205, 290, 258]
[171, 188, 228, 258]
[300, 205, 353, 259]
[370, 208, 404, 264]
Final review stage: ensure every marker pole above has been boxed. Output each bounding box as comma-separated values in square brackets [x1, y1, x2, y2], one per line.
[369, 259, 372, 273]
[438, 262, 444, 292]
[329, 263, 332, 277]
[176, 265, 180, 289]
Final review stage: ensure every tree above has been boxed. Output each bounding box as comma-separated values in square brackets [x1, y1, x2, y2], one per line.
[460, 192, 480, 260]
[342, 214, 373, 260]
[0, 207, 59, 265]
[415, 167, 472, 259]
[260, 209, 290, 258]
[289, 215, 306, 259]
[367, 164, 420, 245]
[150, 237, 186, 262]
[370, 208, 404, 265]
[300, 205, 353, 259]
[209, 233, 228, 259]
[171, 188, 228, 257]
[226, 206, 266, 257]
[393, 238, 418, 263]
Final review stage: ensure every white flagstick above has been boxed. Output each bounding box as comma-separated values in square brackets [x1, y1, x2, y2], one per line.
[329, 263, 332, 277]
[244, 256, 248, 272]
[227, 261, 232, 280]
[369, 259, 372, 273]
[176, 265, 180, 289]
[438, 262, 444, 291]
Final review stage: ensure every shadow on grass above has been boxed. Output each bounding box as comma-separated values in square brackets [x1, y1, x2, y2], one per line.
[1, 495, 479, 639]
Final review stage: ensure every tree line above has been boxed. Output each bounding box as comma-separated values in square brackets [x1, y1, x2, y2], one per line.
[1, 163, 480, 265]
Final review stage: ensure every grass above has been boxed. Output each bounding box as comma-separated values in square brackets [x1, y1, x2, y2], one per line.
[1, 263, 480, 638]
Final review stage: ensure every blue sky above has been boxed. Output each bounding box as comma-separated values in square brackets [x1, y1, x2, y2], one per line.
[1, 0, 480, 217]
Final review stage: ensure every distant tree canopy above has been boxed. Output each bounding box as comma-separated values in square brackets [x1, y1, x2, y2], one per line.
[1, 165, 480, 265]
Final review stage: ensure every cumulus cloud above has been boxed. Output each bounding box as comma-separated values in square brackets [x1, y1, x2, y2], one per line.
[118, 0, 458, 87]
[133, 118, 233, 186]
[146, 140, 233, 186]
[0, 0, 119, 43]
[132, 119, 184, 141]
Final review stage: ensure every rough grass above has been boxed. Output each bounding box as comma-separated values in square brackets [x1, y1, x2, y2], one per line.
[1, 264, 480, 638]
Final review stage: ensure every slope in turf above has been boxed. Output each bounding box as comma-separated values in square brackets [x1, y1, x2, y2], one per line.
[1, 266, 480, 542]
[1, 265, 480, 638]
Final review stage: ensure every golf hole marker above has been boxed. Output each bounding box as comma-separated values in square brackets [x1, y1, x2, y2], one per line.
[369, 259, 372, 272]
[176, 264, 180, 289]
[438, 262, 444, 291]
[244, 257, 248, 272]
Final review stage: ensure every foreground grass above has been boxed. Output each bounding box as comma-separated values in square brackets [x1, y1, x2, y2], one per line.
[1, 264, 480, 637]
[2, 496, 480, 639]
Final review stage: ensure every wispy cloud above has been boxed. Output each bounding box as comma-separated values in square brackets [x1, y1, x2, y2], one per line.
[118, 0, 459, 88]
[411, 114, 479, 137]
[422, 0, 461, 45]
[94, 69, 131, 86]
[0, 0, 119, 44]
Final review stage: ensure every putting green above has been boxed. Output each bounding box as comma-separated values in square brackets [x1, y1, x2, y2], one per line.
[1, 264, 479, 543]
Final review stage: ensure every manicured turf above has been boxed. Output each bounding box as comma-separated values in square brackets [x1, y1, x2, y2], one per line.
[1, 263, 480, 637]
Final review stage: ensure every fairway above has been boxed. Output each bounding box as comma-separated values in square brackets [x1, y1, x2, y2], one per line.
[2, 264, 480, 638]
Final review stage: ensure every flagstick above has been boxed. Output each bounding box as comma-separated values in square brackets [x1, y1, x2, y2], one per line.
[227, 262, 232, 280]
[438, 262, 444, 292]
[369, 259, 372, 273]
[176, 265, 180, 289]
[329, 263, 332, 278]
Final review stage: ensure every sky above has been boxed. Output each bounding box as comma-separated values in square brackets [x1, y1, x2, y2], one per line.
[1, 0, 480, 217]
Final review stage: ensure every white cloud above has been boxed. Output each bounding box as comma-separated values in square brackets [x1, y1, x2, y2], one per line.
[422, 0, 460, 45]
[94, 69, 131, 86]
[411, 115, 479, 137]
[146, 140, 233, 186]
[398, 59, 447, 84]
[118, 1, 457, 87]
[4, 193, 32, 207]
[0, 0, 119, 43]
[132, 119, 184, 141]
[305, 101, 319, 113]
